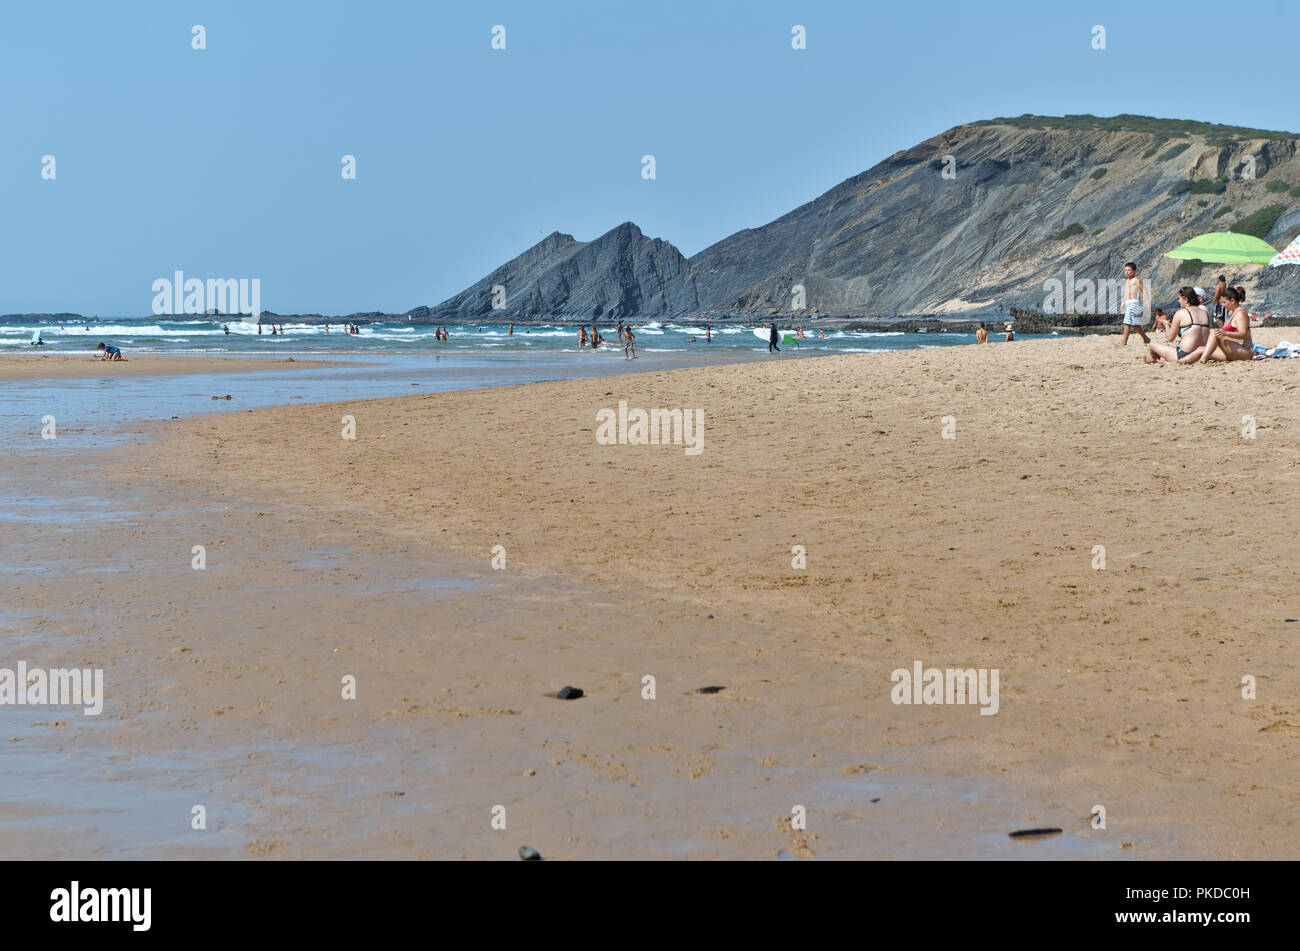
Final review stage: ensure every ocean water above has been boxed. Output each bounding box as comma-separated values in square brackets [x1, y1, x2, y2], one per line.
[4, 317, 1040, 356]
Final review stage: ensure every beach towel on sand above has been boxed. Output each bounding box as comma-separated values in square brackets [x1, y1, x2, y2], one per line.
[1253, 341, 1298, 359]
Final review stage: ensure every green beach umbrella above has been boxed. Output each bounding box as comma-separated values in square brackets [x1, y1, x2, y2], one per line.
[1165, 231, 1278, 266]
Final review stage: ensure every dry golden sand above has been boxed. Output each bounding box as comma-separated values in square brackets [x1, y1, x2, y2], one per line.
[12, 331, 1300, 859]
[0, 354, 348, 381]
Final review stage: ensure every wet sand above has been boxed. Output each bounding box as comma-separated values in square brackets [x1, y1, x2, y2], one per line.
[4, 330, 1299, 859]
[0, 354, 349, 381]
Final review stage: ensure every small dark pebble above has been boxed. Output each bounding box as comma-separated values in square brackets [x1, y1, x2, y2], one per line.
[870, 798, 881, 803]
[1009, 828, 1063, 839]
[556, 686, 583, 700]
[518, 845, 541, 861]
[695, 686, 725, 694]
[1193, 576, 1208, 581]
[1286, 619, 1297, 623]
[706, 614, 714, 619]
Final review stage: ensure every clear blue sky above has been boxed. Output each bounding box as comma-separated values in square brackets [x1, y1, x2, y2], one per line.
[3, 0, 1296, 315]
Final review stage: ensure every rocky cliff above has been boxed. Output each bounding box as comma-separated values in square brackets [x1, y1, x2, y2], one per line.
[416, 116, 1300, 319]
[413, 222, 698, 322]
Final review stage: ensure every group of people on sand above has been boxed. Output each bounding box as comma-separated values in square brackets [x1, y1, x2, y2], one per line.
[578, 321, 637, 358]
[1143, 283, 1253, 364]
[1116, 264, 1254, 364]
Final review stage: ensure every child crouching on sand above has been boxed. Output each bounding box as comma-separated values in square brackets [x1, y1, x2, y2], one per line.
[96, 342, 123, 361]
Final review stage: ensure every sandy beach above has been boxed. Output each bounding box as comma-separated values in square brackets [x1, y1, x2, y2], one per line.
[4, 330, 1299, 859]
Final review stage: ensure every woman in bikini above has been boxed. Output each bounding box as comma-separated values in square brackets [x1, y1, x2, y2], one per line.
[1198, 286, 1253, 362]
[1145, 287, 1211, 364]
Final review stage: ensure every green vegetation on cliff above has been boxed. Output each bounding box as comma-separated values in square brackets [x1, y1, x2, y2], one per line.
[1232, 204, 1288, 239]
[975, 113, 1299, 140]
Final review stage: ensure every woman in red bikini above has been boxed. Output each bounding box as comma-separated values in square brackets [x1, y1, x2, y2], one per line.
[1198, 286, 1253, 362]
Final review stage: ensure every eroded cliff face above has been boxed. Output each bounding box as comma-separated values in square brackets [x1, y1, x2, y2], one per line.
[417, 118, 1300, 320]
[689, 121, 1300, 315]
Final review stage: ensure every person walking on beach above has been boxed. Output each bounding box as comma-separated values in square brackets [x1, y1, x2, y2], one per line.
[1119, 262, 1151, 346]
[624, 326, 636, 359]
[975, 322, 988, 344]
[769, 322, 780, 353]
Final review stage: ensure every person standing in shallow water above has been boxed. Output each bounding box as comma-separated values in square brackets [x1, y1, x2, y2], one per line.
[769, 323, 780, 352]
[624, 326, 636, 359]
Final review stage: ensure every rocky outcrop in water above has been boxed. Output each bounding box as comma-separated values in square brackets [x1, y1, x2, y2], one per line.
[413, 222, 698, 322]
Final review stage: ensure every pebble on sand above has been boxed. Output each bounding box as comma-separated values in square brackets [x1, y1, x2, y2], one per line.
[695, 686, 725, 694]
[556, 686, 584, 700]
[1008, 828, 1063, 839]
[518, 845, 542, 861]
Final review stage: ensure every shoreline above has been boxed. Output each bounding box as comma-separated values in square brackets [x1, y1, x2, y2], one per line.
[4, 332, 1299, 858]
[0, 354, 355, 382]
